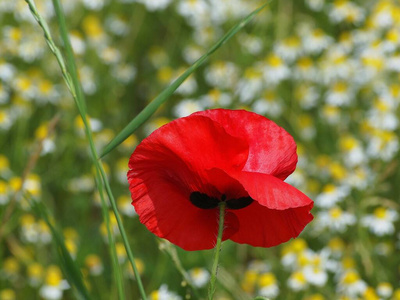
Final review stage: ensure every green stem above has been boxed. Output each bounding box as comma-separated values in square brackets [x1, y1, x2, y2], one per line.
[208, 202, 226, 300]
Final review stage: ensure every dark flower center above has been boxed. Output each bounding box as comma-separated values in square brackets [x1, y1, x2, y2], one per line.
[190, 191, 254, 210]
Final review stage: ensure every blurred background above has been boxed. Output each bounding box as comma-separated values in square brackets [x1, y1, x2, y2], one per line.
[0, 0, 399, 299]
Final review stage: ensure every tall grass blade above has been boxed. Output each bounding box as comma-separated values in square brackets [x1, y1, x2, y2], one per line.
[25, 0, 147, 298]
[100, 1, 271, 157]
[30, 198, 91, 300]
[50, 0, 147, 298]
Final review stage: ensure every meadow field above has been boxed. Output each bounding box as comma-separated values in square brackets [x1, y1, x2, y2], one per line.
[0, 0, 399, 299]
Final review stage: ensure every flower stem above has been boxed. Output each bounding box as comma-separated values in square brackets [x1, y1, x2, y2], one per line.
[208, 201, 226, 300]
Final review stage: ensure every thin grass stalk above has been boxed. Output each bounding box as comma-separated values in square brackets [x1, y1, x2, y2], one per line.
[24, 0, 81, 112]
[50, 0, 87, 114]
[24, 0, 147, 298]
[49, 0, 148, 298]
[158, 241, 202, 299]
[100, 1, 272, 157]
[94, 170, 125, 299]
[29, 195, 91, 300]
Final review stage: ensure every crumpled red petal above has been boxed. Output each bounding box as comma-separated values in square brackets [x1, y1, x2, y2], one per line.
[229, 201, 314, 248]
[228, 171, 314, 247]
[128, 114, 248, 250]
[128, 109, 314, 251]
[128, 167, 240, 250]
[238, 171, 313, 209]
[193, 109, 298, 180]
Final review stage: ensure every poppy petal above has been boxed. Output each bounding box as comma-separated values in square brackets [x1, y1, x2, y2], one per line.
[227, 171, 313, 247]
[193, 109, 298, 180]
[128, 170, 239, 250]
[229, 201, 313, 247]
[130, 114, 249, 176]
[128, 115, 248, 250]
[238, 171, 313, 209]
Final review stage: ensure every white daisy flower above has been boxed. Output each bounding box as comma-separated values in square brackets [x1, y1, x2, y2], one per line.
[262, 54, 290, 85]
[325, 81, 354, 106]
[315, 184, 350, 208]
[117, 195, 137, 217]
[305, 0, 324, 11]
[204, 61, 239, 90]
[316, 207, 356, 232]
[173, 99, 203, 118]
[303, 29, 333, 54]
[337, 270, 367, 298]
[303, 266, 328, 287]
[366, 130, 399, 161]
[252, 90, 283, 117]
[274, 36, 302, 63]
[236, 67, 264, 103]
[361, 207, 398, 236]
[288, 271, 308, 291]
[294, 85, 319, 109]
[258, 273, 279, 298]
[377, 282, 393, 298]
[137, 0, 172, 11]
[39, 266, 69, 300]
[149, 284, 182, 300]
[188, 268, 210, 288]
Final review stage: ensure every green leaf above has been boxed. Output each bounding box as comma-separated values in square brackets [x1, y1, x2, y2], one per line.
[100, 1, 272, 158]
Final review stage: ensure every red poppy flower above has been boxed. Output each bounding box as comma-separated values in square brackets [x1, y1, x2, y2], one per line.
[128, 109, 313, 251]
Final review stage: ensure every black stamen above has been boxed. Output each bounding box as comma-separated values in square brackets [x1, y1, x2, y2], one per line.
[190, 192, 219, 209]
[226, 197, 253, 209]
[189, 192, 254, 210]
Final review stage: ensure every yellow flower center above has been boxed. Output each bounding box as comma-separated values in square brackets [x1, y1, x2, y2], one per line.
[0, 289, 16, 300]
[284, 36, 301, 48]
[291, 238, 307, 253]
[342, 257, 355, 269]
[157, 66, 173, 83]
[35, 124, 48, 140]
[9, 177, 22, 192]
[267, 54, 283, 67]
[17, 77, 32, 91]
[38, 80, 53, 95]
[333, 82, 348, 93]
[328, 237, 345, 251]
[373, 207, 387, 219]
[293, 271, 306, 283]
[244, 67, 262, 79]
[343, 271, 359, 284]
[386, 28, 399, 42]
[10, 28, 22, 41]
[28, 263, 44, 278]
[340, 136, 357, 151]
[82, 15, 103, 37]
[46, 266, 62, 286]
[297, 57, 313, 69]
[0, 155, 10, 170]
[323, 184, 336, 193]
[329, 163, 347, 180]
[329, 207, 342, 219]
[258, 273, 276, 287]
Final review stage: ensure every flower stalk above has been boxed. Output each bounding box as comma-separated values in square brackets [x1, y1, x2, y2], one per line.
[208, 201, 226, 300]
